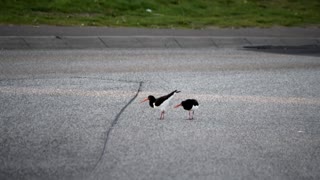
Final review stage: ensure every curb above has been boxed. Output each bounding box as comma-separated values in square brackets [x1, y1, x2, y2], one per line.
[1, 36, 319, 49]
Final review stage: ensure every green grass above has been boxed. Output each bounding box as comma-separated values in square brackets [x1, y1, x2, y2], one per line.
[1, 0, 320, 28]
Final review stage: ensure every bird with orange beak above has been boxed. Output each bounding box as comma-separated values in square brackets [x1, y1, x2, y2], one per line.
[141, 90, 180, 120]
[174, 99, 199, 120]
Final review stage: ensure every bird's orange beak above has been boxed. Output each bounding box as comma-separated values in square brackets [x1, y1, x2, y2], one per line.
[140, 98, 149, 103]
[174, 104, 182, 108]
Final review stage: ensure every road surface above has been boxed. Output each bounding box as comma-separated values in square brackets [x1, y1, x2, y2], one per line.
[1, 48, 320, 180]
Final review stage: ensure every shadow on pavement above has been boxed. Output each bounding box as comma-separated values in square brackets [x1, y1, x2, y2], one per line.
[242, 45, 320, 58]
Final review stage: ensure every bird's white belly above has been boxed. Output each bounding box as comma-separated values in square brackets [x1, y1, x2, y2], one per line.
[191, 105, 199, 110]
[154, 95, 174, 111]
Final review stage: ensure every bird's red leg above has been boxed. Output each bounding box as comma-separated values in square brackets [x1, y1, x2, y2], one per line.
[160, 111, 165, 120]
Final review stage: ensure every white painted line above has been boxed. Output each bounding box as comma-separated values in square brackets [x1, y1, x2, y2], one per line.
[140, 91, 320, 105]
[0, 86, 135, 98]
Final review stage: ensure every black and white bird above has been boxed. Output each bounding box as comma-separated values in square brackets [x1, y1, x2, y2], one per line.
[141, 90, 180, 120]
[174, 99, 199, 120]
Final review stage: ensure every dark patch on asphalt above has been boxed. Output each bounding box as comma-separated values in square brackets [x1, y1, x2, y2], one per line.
[243, 44, 320, 57]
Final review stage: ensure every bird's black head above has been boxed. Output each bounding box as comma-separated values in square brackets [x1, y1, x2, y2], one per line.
[148, 95, 156, 108]
[148, 95, 156, 101]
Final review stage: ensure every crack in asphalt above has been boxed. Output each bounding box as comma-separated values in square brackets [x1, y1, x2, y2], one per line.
[89, 81, 143, 175]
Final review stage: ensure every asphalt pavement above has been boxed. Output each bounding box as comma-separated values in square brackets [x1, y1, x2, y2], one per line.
[1, 25, 320, 180]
